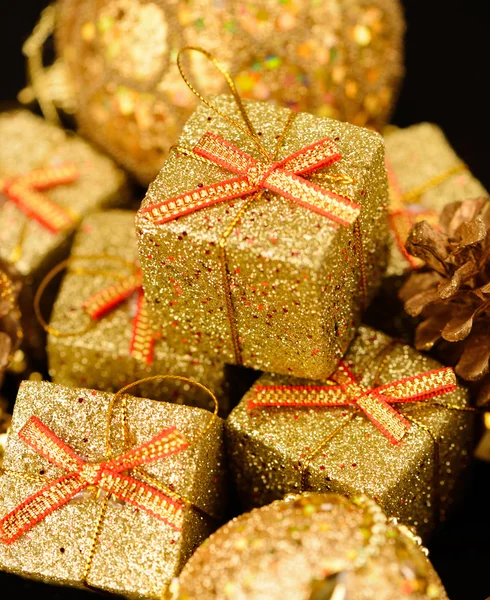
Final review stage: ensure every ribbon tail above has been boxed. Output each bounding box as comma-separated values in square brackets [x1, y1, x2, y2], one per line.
[277, 137, 342, 175]
[100, 472, 185, 531]
[0, 473, 85, 544]
[20, 164, 79, 191]
[375, 367, 457, 403]
[264, 169, 360, 227]
[83, 272, 143, 319]
[356, 393, 411, 445]
[104, 426, 188, 473]
[139, 175, 254, 225]
[6, 182, 76, 234]
[19, 416, 84, 472]
[247, 384, 350, 410]
[129, 291, 155, 365]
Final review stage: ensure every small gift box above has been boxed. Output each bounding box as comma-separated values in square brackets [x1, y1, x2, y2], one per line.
[0, 110, 129, 356]
[136, 93, 389, 380]
[0, 380, 227, 598]
[48, 210, 230, 414]
[226, 325, 476, 540]
[170, 493, 449, 600]
[384, 122, 487, 277]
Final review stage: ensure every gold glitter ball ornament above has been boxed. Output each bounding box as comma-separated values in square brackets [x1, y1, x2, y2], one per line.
[55, 0, 405, 184]
[0, 380, 228, 598]
[136, 94, 390, 380]
[225, 325, 476, 541]
[169, 492, 449, 600]
[47, 210, 230, 414]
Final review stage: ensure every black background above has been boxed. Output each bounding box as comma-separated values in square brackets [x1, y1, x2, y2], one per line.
[1, 1, 490, 599]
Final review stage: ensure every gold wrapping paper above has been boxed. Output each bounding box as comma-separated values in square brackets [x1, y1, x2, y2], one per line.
[225, 325, 476, 540]
[136, 95, 389, 380]
[0, 380, 227, 598]
[56, 0, 405, 184]
[0, 111, 129, 356]
[48, 210, 230, 414]
[385, 122, 487, 277]
[171, 492, 449, 600]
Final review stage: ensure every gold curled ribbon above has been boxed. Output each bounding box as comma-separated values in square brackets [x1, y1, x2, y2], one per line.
[19, 4, 62, 126]
[169, 47, 368, 365]
[34, 255, 139, 337]
[0, 374, 219, 592]
[297, 340, 477, 524]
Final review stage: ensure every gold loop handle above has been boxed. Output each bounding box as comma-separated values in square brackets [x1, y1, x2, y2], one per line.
[34, 255, 139, 337]
[177, 47, 270, 161]
[106, 375, 219, 456]
[20, 5, 61, 126]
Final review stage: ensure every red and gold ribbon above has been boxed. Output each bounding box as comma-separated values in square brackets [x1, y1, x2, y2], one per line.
[82, 270, 155, 365]
[0, 415, 188, 544]
[140, 132, 360, 228]
[1, 163, 79, 234]
[248, 362, 457, 445]
[137, 47, 368, 366]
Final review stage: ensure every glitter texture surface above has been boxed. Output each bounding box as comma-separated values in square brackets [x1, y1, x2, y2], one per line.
[385, 123, 487, 277]
[0, 111, 128, 356]
[172, 493, 449, 600]
[136, 95, 389, 380]
[0, 380, 227, 598]
[56, 0, 405, 183]
[225, 325, 476, 540]
[48, 210, 230, 414]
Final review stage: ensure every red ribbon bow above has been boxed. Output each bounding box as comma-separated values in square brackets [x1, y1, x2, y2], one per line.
[0, 416, 188, 544]
[1, 164, 79, 234]
[140, 132, 361, 228]
[82, 270, 155, 365]
[248, 362, 457, 445]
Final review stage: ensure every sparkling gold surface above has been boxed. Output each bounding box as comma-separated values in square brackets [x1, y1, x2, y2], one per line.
[0, 111, 128, 278]
[0, 380, 227, 598]
[384, 123, 487, 277]
[136, 95, 389, 380]
[48, 211, 230, 413]
[56, 0, 405, 183]
[0, 111, 128, 356]
[172, 493, 449, 600]
[225, 325, 476, 540]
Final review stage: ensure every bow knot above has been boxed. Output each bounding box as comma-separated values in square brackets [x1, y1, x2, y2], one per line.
[140, 132, 361, 228]
[248, 362, 457, 445]
[0, 416, 189, 544]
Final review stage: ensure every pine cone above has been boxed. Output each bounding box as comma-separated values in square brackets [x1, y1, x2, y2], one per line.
[0, 261, 23, 382]
[399, 197, 490, 385]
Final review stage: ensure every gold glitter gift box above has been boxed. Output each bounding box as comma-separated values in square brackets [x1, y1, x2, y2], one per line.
[55, 0, 405, 184]
[48, 210, 230, 413]
[136, 93, 390, 380]
[170, 493, 449, 600]
[225, 325, 476, 540]
[384, 122, 487, 277]
[0, 380, 227, 598]
[0, 110, 128, 357]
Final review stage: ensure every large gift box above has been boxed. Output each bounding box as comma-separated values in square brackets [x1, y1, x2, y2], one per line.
[48, 210, 230, 413]
[384, 122, 487, 277]
[225, 325, 476, 540]
[0, 380, 227, 598]
[136, 94, 389, 380]
[0, 111, 129, 356]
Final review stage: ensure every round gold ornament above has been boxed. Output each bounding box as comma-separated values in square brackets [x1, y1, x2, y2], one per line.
[168, 493, 448, 600]
[55, 0, 405, 184]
